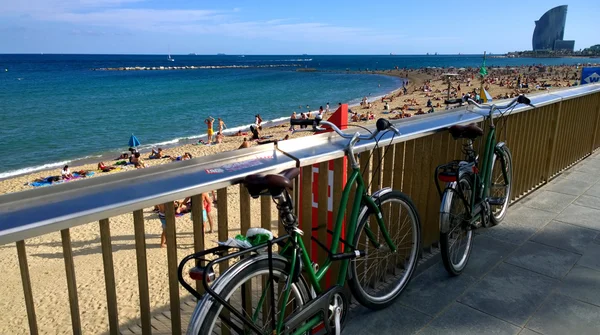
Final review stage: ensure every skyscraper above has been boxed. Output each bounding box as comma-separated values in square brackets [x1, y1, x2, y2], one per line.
[532, 5, 575, 51]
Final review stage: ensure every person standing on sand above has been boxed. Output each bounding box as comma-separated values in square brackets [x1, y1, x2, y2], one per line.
[326, 102, 330, 113]
[316, 106, 324, 120]
[202, 192, 214, 233]
[255, 114, 263, 127]
[289, 112, 297, 131]
[217, 118, 227, 133]
[205, 116, 215, 143]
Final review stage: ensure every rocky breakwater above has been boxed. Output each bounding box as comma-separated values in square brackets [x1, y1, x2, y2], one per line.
[95, 64, 302, 71]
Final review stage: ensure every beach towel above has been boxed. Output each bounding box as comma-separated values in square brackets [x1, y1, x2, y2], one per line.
[29, 179, 64, 187]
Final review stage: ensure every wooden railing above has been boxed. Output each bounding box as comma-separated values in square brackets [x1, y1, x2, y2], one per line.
[1, 85, 599, 334]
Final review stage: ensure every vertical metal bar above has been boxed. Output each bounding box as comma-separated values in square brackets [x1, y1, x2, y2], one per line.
[317, 161, 329, 285]
[190, 195, 205, 294]
[590, 94, 600, 154]
[331, 157, 346, 282]
[164, 201, 181, 335]
[132, 210, 152, 335]
[61, 229, 82, 335]
[99, 219, 119, 334]
[16, 240, 38, 335]
[300, 166, 313, 262]
[545, 100, 563, 180]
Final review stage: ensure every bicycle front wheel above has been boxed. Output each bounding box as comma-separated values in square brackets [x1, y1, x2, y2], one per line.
[440, 174, 474, 276]
[349, 190, 421, 310]
[489, 146, 513, 225]
[191, 257, 310, 335]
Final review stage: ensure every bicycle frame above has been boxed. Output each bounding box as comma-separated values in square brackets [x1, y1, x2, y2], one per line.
[274, 164, 395, 334]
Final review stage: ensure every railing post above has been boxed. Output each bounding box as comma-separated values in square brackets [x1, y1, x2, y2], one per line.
[132, 210, 152, 335]
[61, 228, 82, 335]
[591, 93, 600, 153]
[99, 219, 119, 334]
[16, 240, 38, 335]
[164, 201, 181, 335]
[544, 100, 563, 181]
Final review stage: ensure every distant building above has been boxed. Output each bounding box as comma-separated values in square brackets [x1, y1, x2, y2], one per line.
[532, 5, 575, 52]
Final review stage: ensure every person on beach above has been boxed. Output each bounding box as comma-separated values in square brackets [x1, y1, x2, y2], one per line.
[132, 152, 146, 168]
[326, 102, 330, 113]
[289, 112, 297, 131]
[217, 118, 227, 133]
[157, 203, 168, 247]
[116, 153, 129, 160]
[249, 125, 263, 140]
[239, 137, 251, 149]
[316, 106, 324, 120]
[300, 113, 307, 129]
[149, 148, 164, 159]
[232, 130, 248, 137]
[61, 165, 73, 179]
[170, 152, 192, 161]
[205, 116, 215, 143]
[255, 114, 263, 127]
[97, 162, 117, 172]
[215, 131, 224, 144]
[202, 192, 215, 233]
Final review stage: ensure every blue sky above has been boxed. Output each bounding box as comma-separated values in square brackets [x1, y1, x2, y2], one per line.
[0, 0, 598, 54]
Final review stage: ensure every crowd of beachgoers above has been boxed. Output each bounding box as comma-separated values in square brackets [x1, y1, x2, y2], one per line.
[1, 63, 597, 334]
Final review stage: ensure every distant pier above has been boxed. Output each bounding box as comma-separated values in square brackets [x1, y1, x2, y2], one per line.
[94, 64, 302, 71]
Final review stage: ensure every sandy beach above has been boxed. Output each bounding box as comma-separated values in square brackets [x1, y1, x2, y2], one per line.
[0, 64, 592, 334]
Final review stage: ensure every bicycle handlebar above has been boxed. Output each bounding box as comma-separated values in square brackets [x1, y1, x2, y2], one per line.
[290, 118, 400, 141]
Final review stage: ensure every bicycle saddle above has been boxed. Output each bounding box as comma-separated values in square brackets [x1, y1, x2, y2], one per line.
[244, 167, 300, 198]
[449, 123, 484, 139]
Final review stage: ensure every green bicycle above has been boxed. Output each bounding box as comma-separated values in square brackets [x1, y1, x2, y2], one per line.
[178, 118, 422, 334]
[435, 95, 533, 275]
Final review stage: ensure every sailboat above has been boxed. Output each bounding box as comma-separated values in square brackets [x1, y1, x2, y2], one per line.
[168, 54, 174, 62]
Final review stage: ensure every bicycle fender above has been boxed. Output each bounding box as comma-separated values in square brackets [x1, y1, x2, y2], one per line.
[186, 253, 290, 335]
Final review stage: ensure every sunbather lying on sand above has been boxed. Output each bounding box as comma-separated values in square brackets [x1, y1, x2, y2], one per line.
[98, 162, 117, 172]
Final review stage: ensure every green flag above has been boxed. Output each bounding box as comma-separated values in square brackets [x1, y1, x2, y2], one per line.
[479, 53, 488, 77]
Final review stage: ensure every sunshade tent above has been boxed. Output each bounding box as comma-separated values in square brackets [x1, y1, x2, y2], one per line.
[128, 134, 141, 148]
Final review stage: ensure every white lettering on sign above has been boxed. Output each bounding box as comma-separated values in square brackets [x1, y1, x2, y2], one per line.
[584, 72, 600, 84]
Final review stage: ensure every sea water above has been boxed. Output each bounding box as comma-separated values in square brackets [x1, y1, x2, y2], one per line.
[0, 54, 596, 178]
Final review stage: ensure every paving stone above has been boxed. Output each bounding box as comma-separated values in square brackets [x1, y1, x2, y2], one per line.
[584, 182, 600, 198]
[399, 261, 476, 315]
[458, 263, 557, 326]
[561, 170, 600, 183]
[527, 293, 600, 335]
[575, 162, 600, 175]
[545, 178, 594, 196]
[344, 302, 431, 335]
[573, 194, 600, 210]
[478, 206, 555, 245]
[520, 190, 576, 213]
[558, 265, 600, 306]
[531, 220, 598, 254]
[577, 242, 600, 271]
[506, 241, 579, 278]
[418, 302, 520, 335]
[518, 329, 542, 335]
[462, 235, 516, 278]
[555, 204, 600, 231]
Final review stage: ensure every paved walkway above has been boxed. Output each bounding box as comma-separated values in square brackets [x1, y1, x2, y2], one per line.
[345, 150, 600, 335]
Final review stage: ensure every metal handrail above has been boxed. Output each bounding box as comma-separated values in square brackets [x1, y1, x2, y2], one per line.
[1, 84, 599, 245]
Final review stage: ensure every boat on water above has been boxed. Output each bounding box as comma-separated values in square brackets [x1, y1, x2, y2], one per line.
[188, 53, 197, 56]
[168, 54, 175, 62]
[217, 53, 226, 56]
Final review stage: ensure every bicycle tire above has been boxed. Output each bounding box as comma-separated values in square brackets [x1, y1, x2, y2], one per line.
[348, 190, 421, 310]
[191, 257, 311, 335]
[440, 173, 474, 276]
[489, 145, 513, 225]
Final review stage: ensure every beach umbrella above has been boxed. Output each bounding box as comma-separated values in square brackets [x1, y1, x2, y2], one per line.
[128, 133, 141, 148]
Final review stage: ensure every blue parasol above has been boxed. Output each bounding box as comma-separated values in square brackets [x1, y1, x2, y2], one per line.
[128, 134, 141, 147]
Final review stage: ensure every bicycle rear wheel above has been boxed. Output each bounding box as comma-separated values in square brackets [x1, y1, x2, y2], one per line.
[489, 146, 513, 225]
[191, 257, 310, 335]
[349, 190, 421, 310]
[440, 174, 474, 276]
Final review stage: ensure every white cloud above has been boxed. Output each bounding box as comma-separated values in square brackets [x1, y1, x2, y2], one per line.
[2, 1, 407, 46]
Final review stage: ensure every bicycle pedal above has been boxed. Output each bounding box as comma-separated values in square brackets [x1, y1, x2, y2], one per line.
[487, 197, 506, 206]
